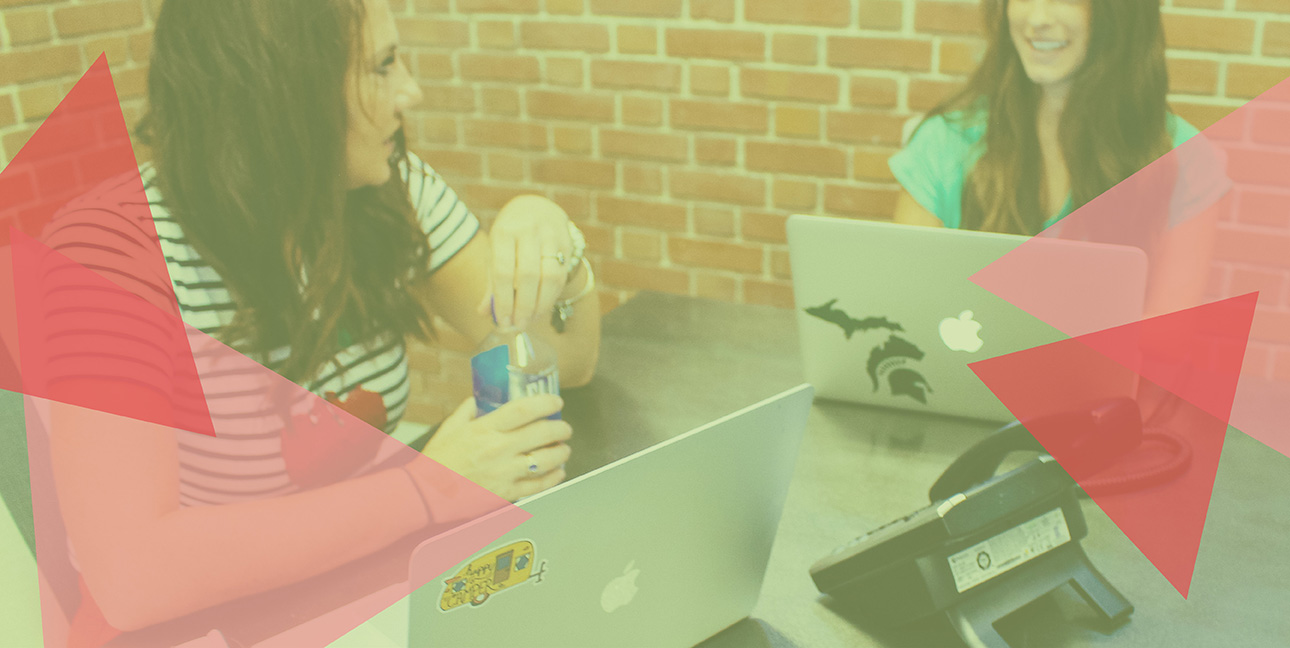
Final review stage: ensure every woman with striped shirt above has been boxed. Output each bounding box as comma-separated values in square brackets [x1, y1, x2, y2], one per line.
[40, 0, 600, 639]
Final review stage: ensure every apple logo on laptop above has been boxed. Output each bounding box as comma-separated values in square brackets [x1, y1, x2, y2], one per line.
[600, 561, 640, 613]
[939, 311, 984, 353]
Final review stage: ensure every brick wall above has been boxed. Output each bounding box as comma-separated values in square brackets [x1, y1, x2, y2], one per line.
[3, 0, 1289, 421]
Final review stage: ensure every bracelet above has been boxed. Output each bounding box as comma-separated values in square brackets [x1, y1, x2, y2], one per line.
[401, 466, 434, 527]
[551, 258, 595, 334]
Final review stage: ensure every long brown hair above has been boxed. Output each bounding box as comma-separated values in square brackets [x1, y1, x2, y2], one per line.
[138, 0, 433, 383]
[923, 0, 1172, 235]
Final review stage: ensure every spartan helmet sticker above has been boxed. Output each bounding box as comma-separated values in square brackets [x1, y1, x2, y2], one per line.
[440, 540, 547, 611]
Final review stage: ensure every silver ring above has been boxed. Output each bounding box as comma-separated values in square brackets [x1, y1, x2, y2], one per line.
[526, 453, 539, 474]
[542, 252, 568, 266]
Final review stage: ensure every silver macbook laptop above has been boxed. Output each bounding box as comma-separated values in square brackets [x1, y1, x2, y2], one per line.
[787, 215, 1146, 422]
[407, 384, 814, 648]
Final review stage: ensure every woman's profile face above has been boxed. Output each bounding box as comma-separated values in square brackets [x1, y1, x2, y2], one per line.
[346, 0, 423, 189]
[1007, 0, 1092, 94]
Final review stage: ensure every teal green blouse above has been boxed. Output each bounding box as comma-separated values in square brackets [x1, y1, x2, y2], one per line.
[888, 111, 1210, 231]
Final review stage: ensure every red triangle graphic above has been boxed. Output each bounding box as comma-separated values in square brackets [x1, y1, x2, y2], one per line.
[971, 334, 1229, 598]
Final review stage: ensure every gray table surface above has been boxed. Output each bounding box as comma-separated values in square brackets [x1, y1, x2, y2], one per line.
[562, 292, 1290, 648]
[4, 293, 1289, 647]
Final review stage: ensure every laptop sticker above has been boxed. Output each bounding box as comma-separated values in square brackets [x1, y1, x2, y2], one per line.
[439, 540, 547, 611]
[804, 299, 932, 404]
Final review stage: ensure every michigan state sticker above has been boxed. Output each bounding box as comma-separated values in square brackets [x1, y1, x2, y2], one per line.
[440, 540, 546, 611]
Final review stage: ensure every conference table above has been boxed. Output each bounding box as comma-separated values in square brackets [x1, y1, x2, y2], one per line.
[562, 292, 1290, 648]
[3, 292, 1289, 647]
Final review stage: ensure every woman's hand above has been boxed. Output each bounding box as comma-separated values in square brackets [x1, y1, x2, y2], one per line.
[421, 394, 571, 502]
[483, 195, 576, 329]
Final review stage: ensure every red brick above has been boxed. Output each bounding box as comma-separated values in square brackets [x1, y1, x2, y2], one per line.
[828, 111, 907, 146]
[528, 89, 615, 121]
[741, 68, 840, 104]
[1236, 191, 1290, 228]
[521, 22, 610, 52]
[599, 259, 689, 295]
[601, 129, 689, 162]
[0, 94, 17, 128]
[476, 20, 517, 49]
[666, 29, 765, 62]
[1266, 21, 1290, 58]
[772, 33, 818, 65]
[747, 141, 847, 178]
[1168, 57, 1221, 96]
[1213, 226, 1290, 270]
[693, 206, 736, 237]
[690, 64, 731, 96]
[850, 75, 899, 108]
[464, 118, 548, 150]
[1230, 268, 1287, 305]
[5, 8, 52, 45]
[671, 169, 766, 206]
[691, 0, 735, 22]
[545, 57, 584, 87]
[458, 0, 540, 12]
[487, 152, 526, 181]
[82, 35, 129, 67]
[128, 32, 152, 62]
[596, 195, 688, 231]
[622, 96, 664, 126]
[591, 60, 682, 92]
[771, 249, 792, 280]
[776, 106, 820, 139]
[695, 136, 737, 166]
[420, 116, 458, 144]
[908, 78, 960, 112]
[53, 0, 142, 38]
[1163, 13, 1255, 55]
[1169, 102, 1236, 132]
[824, 185, 899, 218]
[623, 163, 664, 195]
[480, 87, 521, 115]
[671, 99, 768, 134]
[397, 17, 469, 47]
[421, 149, 483, 179]
[1226, 63, 1290, 100]
[743, 210, 788, 243]
[533, 159, 616, 188]
[554, 190, 592, 222]
[859, 0, 903, 31]
[0, 45, 82, 86]
[553, 126, 593, 154]
[17, 82, 64, 122]
[420, 84, 476, 112]
[939, 39, 984, 75]
[746, 0, 850, 27]
[416, 52, 454, 80]
[617, 25, 657, 54]
[580, 221, 612, 251]
[669, 237, 763, 273]
[695, 272, 738, 301]
[854, 147, 897, 182]
[547, 0, 584, 14]
[914, 1, 981, 36]
[590, 0, 682, 17]
[621, 231, 663, 262]
[774, 179, 817, 210]
[745, 279, 794, 308]
[1237, 0, 1290, 12]
[829, 36, 932, 71]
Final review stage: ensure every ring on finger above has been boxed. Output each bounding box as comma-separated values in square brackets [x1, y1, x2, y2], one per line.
[525, 452, 540, 474]
[541, 251, 568, 266]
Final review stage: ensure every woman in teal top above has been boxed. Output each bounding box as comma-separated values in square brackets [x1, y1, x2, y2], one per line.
[890, 0, 1228, 316]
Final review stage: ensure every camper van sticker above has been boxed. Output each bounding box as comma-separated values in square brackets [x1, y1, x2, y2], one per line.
[440, 540, 547, 611]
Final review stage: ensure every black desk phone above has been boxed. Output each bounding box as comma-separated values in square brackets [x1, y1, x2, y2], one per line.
[810, 399, 1140, 648]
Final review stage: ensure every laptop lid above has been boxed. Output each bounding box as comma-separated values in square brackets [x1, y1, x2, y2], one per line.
[786, 216, 1146, 422]
[408, 384, 815, 648]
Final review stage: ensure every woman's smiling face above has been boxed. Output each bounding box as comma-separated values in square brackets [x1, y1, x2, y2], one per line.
[1008, 0, 1092, 94]
[345, 0, 423, 189]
